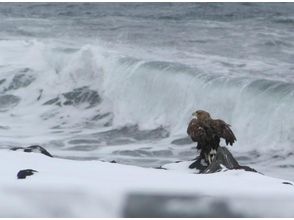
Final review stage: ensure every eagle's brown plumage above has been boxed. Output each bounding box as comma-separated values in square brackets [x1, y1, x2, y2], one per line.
[187, 110, 236, 164]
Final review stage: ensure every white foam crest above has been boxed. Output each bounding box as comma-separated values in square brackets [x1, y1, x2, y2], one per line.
[100, 56, 294, 154]
[0, 40, 109, 143]
[0, 39, 293, 155]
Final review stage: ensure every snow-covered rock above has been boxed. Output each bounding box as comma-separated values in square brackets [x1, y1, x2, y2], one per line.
[0, 150, 294, 217]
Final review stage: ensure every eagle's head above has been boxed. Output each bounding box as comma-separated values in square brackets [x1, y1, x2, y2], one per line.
[192, 110, 211, 121]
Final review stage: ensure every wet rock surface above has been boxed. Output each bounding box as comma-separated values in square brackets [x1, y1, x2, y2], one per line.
[189, 147, 258, 173]
[10, 145, 53, 157]
[17, 169, 38, 179]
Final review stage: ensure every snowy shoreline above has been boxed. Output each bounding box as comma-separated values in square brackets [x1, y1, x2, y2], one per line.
[1, 149, 294, 217]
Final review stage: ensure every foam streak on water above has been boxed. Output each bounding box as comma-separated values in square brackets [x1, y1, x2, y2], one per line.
[0, 3, 293, 180]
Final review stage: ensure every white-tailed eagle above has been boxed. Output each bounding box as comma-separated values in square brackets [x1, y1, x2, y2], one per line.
[187, 110, 236, 164]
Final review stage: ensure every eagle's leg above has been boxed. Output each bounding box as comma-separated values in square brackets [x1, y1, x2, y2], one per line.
[207, 149, 217, 164]
[202, 147, 217, 165]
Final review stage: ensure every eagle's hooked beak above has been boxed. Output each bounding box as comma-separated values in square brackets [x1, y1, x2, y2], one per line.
[192, 111, 197, 117]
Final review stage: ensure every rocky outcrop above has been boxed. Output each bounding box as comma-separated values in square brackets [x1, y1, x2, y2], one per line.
[10, 145, 53, 157]
[189, 147, 257, 173]
[17, 169, 38, 179]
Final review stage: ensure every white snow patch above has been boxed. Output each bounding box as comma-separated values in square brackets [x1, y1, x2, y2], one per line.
[0, 150, 294, 217]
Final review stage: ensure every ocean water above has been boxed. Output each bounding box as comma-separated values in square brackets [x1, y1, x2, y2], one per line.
[0, 3, 293, 180]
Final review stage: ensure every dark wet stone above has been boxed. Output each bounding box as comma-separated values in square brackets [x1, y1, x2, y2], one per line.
[189, 157, 207, 171]
[218, 147, 240, 167]
[171, 137, 193, 145]
[110, 160, 117, 163]
[43, 86, 101, 108]
[282, 182, 293, 185]
[154, 166, 167, 170]
[202, 160, 223, 173]
[17, 169, 38, 179]
[238, 165, 258, 173]
[10, 145, 53, 157]
[189, 147, 258, 174]
[123, 193, 244, 218]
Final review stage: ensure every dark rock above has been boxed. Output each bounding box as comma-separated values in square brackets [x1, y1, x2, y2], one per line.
[123, 193, 244, 218]
[110, 160, 117, 163]
[154, 166, 167, 170]
[10, 145, 53, 157]
[217, 147, 240, 168]
[282, 182, 293, 185]
[17, 169, 38, 179]
[188, 157, 207, 171]
[238, 165, 258, 173]
[189, 147, 258, 174]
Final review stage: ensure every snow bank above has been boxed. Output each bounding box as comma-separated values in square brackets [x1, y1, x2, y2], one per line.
[0, 150, 294, 217]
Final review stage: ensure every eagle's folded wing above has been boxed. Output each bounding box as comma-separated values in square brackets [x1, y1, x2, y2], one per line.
[212, 119, 236, 146]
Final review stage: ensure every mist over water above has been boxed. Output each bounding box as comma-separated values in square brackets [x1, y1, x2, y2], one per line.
[0, 3, 294, 180]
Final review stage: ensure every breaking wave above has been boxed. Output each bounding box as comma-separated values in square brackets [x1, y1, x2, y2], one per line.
[0, 39, 293, 159]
